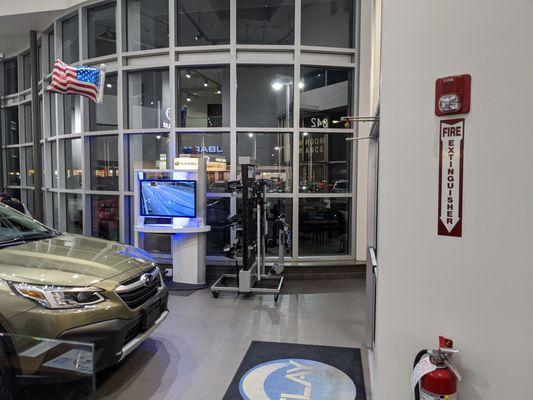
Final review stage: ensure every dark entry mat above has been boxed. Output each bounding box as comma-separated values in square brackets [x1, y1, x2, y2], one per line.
[223, 341, 366, 400]
[164, 278, 210, 296]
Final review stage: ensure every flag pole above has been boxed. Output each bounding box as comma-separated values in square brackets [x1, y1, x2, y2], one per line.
[96, 63, 107, 104]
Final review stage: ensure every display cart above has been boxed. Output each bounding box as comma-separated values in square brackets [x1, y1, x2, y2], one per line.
[210, 157, 284, 301]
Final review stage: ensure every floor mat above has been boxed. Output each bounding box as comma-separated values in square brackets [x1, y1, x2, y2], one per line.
[223, 341, 366, 400]
[164, 279, 210, 297]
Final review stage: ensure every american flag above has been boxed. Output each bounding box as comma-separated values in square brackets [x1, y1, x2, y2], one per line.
[48, 59, 106, 103]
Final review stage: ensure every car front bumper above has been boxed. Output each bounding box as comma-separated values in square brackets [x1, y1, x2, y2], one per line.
[57, 289, 169, 371]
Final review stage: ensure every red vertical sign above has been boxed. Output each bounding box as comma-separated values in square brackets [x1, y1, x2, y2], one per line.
[438, 119, 465, 237]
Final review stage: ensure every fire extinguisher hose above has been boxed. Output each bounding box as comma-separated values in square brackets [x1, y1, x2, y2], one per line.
[413, 349, 429, 400]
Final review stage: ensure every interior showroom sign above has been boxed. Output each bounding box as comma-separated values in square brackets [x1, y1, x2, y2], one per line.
[438, 118, 465, 237]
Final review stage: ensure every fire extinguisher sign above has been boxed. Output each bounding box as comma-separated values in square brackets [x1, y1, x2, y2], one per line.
[438, 118, 465, 237]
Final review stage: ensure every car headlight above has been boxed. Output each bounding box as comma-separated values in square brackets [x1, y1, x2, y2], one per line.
[10, 283, 105, 309]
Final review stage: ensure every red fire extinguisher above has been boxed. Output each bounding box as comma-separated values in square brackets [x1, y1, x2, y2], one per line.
[412, 337, 462, 400]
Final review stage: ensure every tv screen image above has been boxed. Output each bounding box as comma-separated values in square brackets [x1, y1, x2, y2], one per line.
[140, 180, 196, 218]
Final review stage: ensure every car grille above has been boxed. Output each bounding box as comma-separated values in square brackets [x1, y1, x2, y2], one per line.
[116, 266, 162, 309]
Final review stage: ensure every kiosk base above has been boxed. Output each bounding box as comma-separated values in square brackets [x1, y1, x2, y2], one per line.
[135, 224, 211, 286]
[171, 231, 207, 284]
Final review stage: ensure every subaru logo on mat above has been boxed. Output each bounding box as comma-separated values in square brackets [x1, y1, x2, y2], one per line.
[239, 359, 357, 400]
[140, 273, 154, 287]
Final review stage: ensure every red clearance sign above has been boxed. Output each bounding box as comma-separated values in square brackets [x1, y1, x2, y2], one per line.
[438, 118, 465, 237]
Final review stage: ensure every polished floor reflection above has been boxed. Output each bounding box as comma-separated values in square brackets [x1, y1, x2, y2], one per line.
[96, 278, 369, 400]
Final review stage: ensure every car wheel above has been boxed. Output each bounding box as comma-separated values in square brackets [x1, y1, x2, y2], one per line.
[0, 336, 16, 400]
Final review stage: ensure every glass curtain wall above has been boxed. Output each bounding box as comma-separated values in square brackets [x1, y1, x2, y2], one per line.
[127, 133, 170, 190]
[87, 2, 117, 58]
[301, 0, 354, 48]
[238, 132, 293, 193]
[127, 69, 170, 129]
[63, 95, 80, 135]
[237, 0, 295, 45]
[126, 0, 169, 51]
[6, 149, 20, 186]
[177, 132, 231, 191]
[4, 59, 18, 95]
[177, 66, 230, 128]
[0, 0, 358, 262]
[25, 147, 34, 186]
[90, 135, 119, 191]
[89, 73, 118, 131]
[48, 32, 55, 71]
[62, 15, 79, 64]
[65, 138, 82, 189]
[23, 53, 31, 90]
[23, 103, 32, 143]
[66, 193, 83, 234]
[4, 107, 18, 145]
[237, 65, 294, 127]
[177, 0, 230, 46]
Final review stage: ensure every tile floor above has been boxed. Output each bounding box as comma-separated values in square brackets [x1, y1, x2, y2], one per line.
[96, 278, 369, 400]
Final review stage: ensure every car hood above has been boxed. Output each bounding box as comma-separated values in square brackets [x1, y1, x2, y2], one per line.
[0, 234, 155, 287]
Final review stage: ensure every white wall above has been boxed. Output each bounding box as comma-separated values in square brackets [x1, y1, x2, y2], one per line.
[0, 0, 85, 16]
[355, 0, 376, 262]
[375, 0, 533, 398]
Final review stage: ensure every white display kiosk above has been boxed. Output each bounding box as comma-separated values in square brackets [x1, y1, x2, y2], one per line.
[133, 158, 210, 286]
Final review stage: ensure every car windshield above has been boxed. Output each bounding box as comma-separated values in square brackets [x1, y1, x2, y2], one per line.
[0, 204, 58, 247]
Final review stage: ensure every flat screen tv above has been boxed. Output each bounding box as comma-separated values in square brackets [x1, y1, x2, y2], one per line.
[140, 180, 196, 218]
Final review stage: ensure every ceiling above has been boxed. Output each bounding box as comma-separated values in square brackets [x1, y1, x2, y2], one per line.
[0, 11, 64, 56]
[0, 0, 90, 57]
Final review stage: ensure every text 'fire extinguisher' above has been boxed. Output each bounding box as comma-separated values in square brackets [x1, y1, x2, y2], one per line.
[411, 337, 462, 400]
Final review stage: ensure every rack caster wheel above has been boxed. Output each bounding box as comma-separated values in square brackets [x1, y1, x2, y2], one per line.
[212, 291, 219, 298]
[274, 294, 280, 302]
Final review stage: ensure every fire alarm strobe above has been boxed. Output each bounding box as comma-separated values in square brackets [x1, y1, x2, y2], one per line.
[435, 74, 471, 116]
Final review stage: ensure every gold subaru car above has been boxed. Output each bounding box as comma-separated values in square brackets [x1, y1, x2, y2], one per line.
[0, 203, 169, 379]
